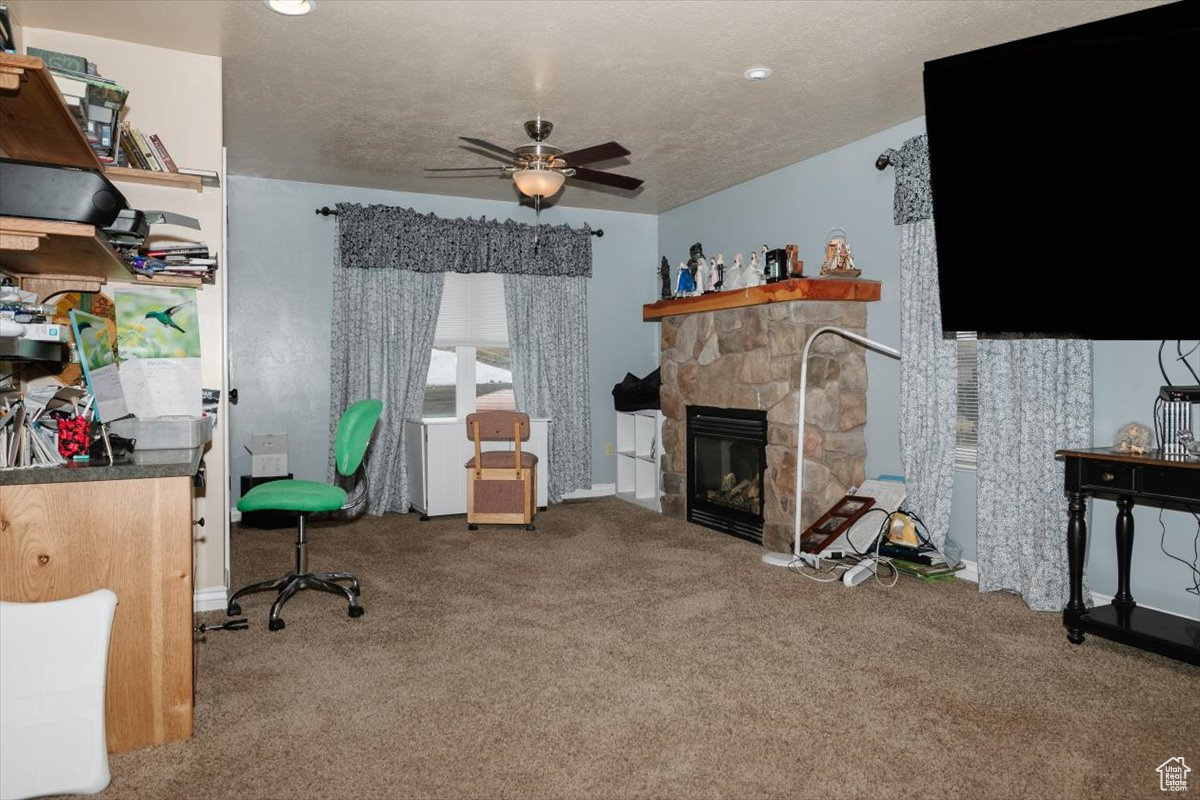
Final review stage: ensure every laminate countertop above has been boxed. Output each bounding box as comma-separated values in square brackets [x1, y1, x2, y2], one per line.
[0, 449, 203, 486]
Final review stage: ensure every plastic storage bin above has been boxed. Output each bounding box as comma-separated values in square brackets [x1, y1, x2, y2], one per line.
[109, 416, 213, 465]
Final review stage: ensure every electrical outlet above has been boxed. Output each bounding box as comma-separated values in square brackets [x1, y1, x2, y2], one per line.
[604, 442, 614, 456]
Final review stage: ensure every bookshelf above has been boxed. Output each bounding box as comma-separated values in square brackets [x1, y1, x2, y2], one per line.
[0, 53, 208, 296]
[104, 165, 204, 192]
[0, 53, 99, 169]
[615, 409, 664, 512]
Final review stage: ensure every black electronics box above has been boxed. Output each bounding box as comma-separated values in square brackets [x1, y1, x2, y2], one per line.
[239, 474, 298, 529]
[764, 248, 789, 283]
[1160, 385, 1200, 403]
[0, 158, 127, 226]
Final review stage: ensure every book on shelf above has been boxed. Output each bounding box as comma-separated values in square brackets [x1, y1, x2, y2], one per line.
[0, 5, 15, 53]
[176, 167, 220, 187]
[148, 134, 179, 172]
[130, 127, 162, 171]
[27, 45, 90, 74]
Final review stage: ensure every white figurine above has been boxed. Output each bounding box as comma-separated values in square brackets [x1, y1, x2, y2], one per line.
[694, 256, 707, 294]
[706, 256, 719, 293]
[747, 251, 760, 286]
[731, 252, 744, 289]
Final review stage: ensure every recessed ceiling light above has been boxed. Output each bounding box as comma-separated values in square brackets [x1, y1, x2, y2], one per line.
[743, 66, 772, 81]
[264, 0, 315, 15]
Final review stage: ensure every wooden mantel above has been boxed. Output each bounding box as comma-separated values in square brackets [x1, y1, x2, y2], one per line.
[642, 277, 881, 321]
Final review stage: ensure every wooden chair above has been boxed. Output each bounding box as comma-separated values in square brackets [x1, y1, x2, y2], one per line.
[465, 410, 538, 531]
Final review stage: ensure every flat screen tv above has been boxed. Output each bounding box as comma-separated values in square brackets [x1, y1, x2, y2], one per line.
[924, 0, 1198, 339]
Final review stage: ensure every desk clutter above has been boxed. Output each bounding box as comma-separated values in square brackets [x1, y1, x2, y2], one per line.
[1, 283, 213, 471]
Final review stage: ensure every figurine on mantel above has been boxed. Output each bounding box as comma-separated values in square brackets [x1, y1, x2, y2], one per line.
[675, 260, 695, 297]
[708, 254, 724, 292]
[747, 250, 760, 287]
[760, 245, 770, 281]
[687, 242, 706, 293]
[731, 252, 745, 289]
[820, 228, 861, 278]
[659, 256, 672, 301]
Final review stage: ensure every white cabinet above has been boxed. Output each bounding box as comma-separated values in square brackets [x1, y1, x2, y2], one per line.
[405, 418, 550, 518]
[615, 409, 663, 512]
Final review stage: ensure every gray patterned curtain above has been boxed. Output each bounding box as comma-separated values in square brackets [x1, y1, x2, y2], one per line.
[892, 134, 959, 556]
[328, 266, 444, 514]
[976, 339, 1092, 611]
[503, 274, 592, 502]
[330, 203, 593, 512]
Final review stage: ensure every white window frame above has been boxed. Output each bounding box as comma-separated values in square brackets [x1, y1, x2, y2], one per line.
[955, 331, 978, 470]
[424, 273, 510, 421]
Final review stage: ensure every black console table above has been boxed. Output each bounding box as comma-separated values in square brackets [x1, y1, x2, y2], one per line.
[1058, 448, 1200, 666]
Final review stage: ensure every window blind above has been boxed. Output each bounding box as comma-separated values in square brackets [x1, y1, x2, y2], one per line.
[433, 272, 509, 347]
[955, 331, 978, 469]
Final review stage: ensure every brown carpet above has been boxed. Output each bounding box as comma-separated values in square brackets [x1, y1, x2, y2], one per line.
[99, 497, 1196, 799]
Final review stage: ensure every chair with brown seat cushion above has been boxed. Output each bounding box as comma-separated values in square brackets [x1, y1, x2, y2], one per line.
[465, 410, 538, 531]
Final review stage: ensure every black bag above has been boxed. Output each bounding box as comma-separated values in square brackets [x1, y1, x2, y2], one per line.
[612, 368, 661, 411]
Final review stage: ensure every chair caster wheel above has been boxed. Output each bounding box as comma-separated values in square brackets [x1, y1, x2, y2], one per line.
[419, 515, 430, 522]
[268, 618, 285, 631]
[468, 524, 478, 531]
[525, 524, 536, 531]
[226, 603, 242, 616]
[349, 605, 365, 618]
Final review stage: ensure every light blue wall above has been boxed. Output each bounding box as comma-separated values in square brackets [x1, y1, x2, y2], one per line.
[226, 176, 658, 497]
[659, 117, 1196, 618]
[1092, 342, 1199, 618]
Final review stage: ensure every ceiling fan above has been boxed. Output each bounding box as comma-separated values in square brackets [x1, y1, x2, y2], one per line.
[425, 119, 644, 200]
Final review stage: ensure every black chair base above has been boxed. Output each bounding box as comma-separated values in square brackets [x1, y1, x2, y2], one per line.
[227, 570, 362, 631]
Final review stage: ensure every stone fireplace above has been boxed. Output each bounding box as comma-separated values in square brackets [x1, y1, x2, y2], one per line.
[653, 285, 876, 553]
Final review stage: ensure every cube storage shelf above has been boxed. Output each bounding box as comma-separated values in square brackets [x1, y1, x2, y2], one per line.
[615, 409, 663, 512]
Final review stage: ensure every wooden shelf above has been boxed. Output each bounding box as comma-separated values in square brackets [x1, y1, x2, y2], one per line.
[0, 216, 203, 299]
[643, 277, 882, 321]
[0, 53, 101, 169]
[104, 165, 204, 192]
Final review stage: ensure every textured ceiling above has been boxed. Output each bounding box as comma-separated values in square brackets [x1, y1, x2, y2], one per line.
[11, 0, 1162, 213]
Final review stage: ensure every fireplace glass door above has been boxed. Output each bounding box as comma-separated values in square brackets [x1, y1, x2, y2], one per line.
[686, 406, 767, 543]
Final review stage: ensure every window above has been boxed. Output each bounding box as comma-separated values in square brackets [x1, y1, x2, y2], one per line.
[422, 273, 514, 419]
[955, 331, 978, 469]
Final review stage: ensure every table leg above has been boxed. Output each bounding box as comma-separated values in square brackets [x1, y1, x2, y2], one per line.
[1113, 495, 1136, 609]
[1065, 491, 1088, 644]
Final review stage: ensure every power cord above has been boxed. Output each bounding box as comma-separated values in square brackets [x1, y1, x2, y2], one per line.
[1157, 503, 1200, 597]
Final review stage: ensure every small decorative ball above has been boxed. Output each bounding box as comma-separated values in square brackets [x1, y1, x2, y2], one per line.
[1113, 421, 1152, 454]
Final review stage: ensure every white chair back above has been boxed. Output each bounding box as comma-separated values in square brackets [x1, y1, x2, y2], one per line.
[0, 589, 118, 800]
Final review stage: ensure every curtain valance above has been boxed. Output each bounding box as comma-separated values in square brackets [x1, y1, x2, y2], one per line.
[335, 203, 593, 277]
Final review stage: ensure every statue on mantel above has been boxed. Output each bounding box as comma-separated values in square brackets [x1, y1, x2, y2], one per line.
[747, 250, 761, 287]
[659, 256, 672, 301]
[731, 252, 744, 289]
[709, 254, 725, 292]
[675, 260, 695, 297]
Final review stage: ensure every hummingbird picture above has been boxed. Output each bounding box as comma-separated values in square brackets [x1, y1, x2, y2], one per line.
[144, 300, 193, 334]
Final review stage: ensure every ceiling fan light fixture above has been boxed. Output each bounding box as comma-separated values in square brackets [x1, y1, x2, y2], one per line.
[512, 165, 566, 197]
[743, 66, 772, 81]
[264, 0, 315, 16]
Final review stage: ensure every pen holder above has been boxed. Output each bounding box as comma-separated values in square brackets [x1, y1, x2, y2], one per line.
[57, 415, 90, 458]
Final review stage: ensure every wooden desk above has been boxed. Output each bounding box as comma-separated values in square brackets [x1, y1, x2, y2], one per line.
[1, 461, 197, 752]
[1058, 448, 1200, 666]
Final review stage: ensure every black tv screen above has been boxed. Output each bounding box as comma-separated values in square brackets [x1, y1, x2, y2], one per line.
[924, 0, 1199, 339]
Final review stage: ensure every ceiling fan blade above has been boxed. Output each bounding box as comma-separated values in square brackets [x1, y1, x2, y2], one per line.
[424, 166, 508, 172]
[559, 141, 630, 166]
[569, 166, 643, 191]
[459, 137, 518, 161]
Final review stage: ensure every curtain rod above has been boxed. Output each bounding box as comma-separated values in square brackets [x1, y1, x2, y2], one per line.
[315, 206, 604, 236]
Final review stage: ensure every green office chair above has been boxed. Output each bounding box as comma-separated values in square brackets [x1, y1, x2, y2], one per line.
[227, 399, 383, 631]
